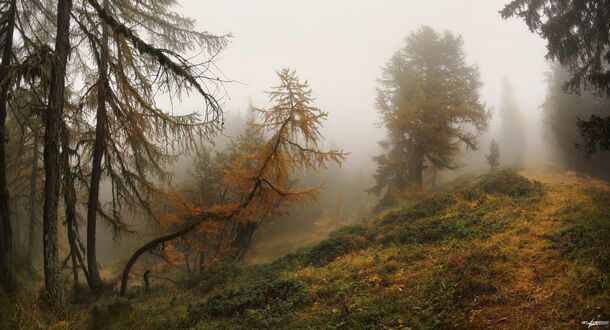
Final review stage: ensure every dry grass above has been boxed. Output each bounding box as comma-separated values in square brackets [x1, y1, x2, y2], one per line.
[2, 167, 609, 329]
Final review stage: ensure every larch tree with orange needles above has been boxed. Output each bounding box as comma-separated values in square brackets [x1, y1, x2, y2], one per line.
[119, 68, 347, 296]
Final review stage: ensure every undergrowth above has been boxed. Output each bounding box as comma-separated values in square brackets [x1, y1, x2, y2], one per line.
[3, 169, 610, 329]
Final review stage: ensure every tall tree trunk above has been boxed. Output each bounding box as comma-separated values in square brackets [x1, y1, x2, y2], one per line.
[26, 132, 39, 264]
[61, 126, 80, 293]
[0, 0, 17, 293]
[407, 147, 424, 187]
[42, 0, 72, 302]
[85, 0, 109, 293]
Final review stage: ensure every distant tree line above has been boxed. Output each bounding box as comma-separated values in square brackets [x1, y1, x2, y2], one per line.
[502, 0, 610, 156]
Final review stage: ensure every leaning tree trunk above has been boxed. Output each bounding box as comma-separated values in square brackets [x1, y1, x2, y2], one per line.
[0, 0, 17, 293]
[42, 0, 72, 302]
[85, 0, 110, 293]
[232, 222, 258, 262]
[26, 132, 39, 264]
[119, 223, 197, 296]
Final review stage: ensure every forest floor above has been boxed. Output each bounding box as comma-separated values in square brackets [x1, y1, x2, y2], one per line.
[1, 167, 609, 329]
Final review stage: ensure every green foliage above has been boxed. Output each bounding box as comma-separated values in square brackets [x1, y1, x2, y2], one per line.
[188, 277, 308, 328]
[7, 169, 610, 329]
[486, 138, 501, 170]
[370, 25, 490, 199]
[376, 172, 541, 245]
[577, 115, 610, 155]
[182, 262, 241, 294]
[302, 231, 371, 267]
[503, 0, 610, 155]
[460, 169, 543, 200]
[542, 64, 610, 175]
[385, 201, 506, 245]
[88, 297, 132, 329]
[548, 199, 610, 277]
[382, 193, 454, 224]
[449, 246, 509, 305]
[502, 0, 610, 97]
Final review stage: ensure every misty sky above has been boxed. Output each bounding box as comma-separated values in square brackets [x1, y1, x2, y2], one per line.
[176, 0, 549, 169]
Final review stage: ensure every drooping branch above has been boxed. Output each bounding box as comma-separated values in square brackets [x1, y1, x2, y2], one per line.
[85, 0, 223, 123]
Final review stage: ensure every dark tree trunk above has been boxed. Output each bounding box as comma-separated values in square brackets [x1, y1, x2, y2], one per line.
[42, 0, 72, 302]
[61, 126, 80, 293]
[232, 222, 258, 262]
[85, 0, 109, 293]
[26, 133, 39, 264]
[120, 223, 197, 296]
[0, 0, 17, 293]
[119, 177, 264, 295]
[198, 251, 205, 274]
[407, 147, 424, 187]
[143, 270, 150, 293]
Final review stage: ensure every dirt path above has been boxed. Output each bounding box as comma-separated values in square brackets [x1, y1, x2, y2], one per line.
[472, 168, 599, 329]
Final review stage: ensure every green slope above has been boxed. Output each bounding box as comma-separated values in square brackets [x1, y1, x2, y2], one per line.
[3, 168, 609, 329]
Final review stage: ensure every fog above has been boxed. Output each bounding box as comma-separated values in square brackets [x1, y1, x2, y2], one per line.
[136, 0, 554, 263]
[175, 0, 549, 170]
[83, 1, 577, 266]
[5, 1, 610, 326]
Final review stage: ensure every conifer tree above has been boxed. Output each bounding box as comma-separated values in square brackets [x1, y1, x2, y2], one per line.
[502, 0, 610, 154]
[42, 0, 72, 303]
[64, 0, 229, 292]
[486, 138, 500, 171]
[119, 69, 346, 295]
[543, 64, 610, 179]
[4, 88, 45, 266]
[499, 78, 525, 166]
[370, 26, 489, 207]
[0, 0, 17, 293]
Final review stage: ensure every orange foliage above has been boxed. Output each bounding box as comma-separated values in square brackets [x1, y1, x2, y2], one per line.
[158, 69, 347, 270]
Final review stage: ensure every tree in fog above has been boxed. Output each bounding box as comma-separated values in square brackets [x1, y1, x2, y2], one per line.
[486, 138, 500, 171]
[5, 89, 45, 266]
[543, 64, 610, 179]
[66, 0, 228, 292]
[502, 0, 610, 154]
[369, 26, 489, 206]
[499, 78, 525, 166]
[119, 69, 346, 295]
[42, 0, 73, 302]
[172, 117, 265, 274]
[0, 0, 17, 292]
[1, 0, 58, 280]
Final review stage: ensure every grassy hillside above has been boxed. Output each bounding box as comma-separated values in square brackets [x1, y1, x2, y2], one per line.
[2, 168, 609, 329]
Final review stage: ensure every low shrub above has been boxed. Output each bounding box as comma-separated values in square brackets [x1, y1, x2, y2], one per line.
[461, 169, 543, 199]
[382, 193, 455, 224]
[182, 262, 241, 294]
[89, 296, 132, 329]
[303, 233, 370, 266]
[188, 277, 308, 328]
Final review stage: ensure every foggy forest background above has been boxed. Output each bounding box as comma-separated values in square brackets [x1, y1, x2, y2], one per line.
[0, 0, 609, 328]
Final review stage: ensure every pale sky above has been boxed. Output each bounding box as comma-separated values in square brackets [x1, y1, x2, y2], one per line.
[175, 0, 549, 169]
